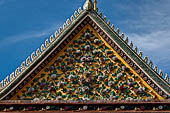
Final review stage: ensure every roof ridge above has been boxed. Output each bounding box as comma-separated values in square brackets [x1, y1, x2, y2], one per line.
[0, 7, 85, 92]
[95, 11, 170, 85]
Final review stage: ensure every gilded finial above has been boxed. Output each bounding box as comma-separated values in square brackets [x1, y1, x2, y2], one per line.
[107, 20, 111, 25]
[4, 76, 9, 86]
[63, 23, 67, 29]
[50, 35, 54, 43]
[139, 51, 143, 57]
[120, 33, 125, 39]
[59, 27, 63, 33]
[94, 0, 97, 11]
[78, 7, 82, 14]
[45, 39, 50, 47]
[41, 44, 46, 51]
[26, 56, 31, 66]
[130, 41, 133, 48]
[55, 30, 59, 38]
[144, 56, 148, 63]
[104, 16, 107, 21]
[15, 67, 20, 76]
[165, 74, 169, 83]
[74, 11, 78, 17]
[10, 72, 15, 81]
[31, 52, 36, 61]
[116, 28, 120, 35]
[159, 70, 163, 77]
[149, 60, 153, 67]
[83, 0, 93, 10]
[66, 19, 71, 25]
[100, 12, 103, 17]
[125, 37, 129, 43]
[111, 24, 115, 30]
[154, 65, 158, 72]
[134, 47, 138, 53]
[71, 15, 75, 21]
[21, 61, 26, 72]
[36, 48, 41, 56]
[0, 81, 3, 89]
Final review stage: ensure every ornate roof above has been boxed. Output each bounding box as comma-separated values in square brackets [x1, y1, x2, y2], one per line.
[0, 0, 169, 112]
[10, 26, 163, 101]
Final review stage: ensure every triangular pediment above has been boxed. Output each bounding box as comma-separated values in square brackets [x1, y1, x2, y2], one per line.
[9, 24, 164, 101]
[0, 10, 169, 101]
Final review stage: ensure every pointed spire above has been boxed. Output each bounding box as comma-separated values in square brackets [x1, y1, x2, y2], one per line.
[134, 47, 138, 53]
[10, 72, 15, 82]
[165, 74, 169, 83]
[55, 30, 59, 38]
[94, 0, 97, 11]
[103, 16, 107, 21]
[26, 56, 31, 66]
[144, 56, 148, 63]
[139, 51, 143, 57]
[45, 39, 50, 47]
[125, 37, 129, 43]
[0, 80, 3, 89]
[36, 48, 41, 56]
[159, 70, 163, 77]
[107, 20, 111, 25]
[31, 52, 36, 61]
[149, 60, 153, 67]
[111, 24, 115, 30]
[41, 44, 46, 51]
[154, 65, 158, 72]
[83, 0, 93, 10]
[78, 7, 82, 14]
[50, 35, 54, 43]
[100, 12, 103, 17]
[120, 33, 125, 39]
[15, 67, 20, 76]
[74, 11, 78, 17]
[71, 15, 75, 22]
[130, 41, 133, 48]
[21, 61, 26, 72]
[4, 76, 9, 86]
[66, 19, 71, 25]
[63, 23, 67, 29]
[59, 27, 63, 33]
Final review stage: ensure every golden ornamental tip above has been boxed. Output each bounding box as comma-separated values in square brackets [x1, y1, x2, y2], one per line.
[83, 0, 93, 10]
[94, 0, 97, 11]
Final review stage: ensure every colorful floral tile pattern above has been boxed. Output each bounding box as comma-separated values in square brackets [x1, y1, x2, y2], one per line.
[16, 28, 158, 101]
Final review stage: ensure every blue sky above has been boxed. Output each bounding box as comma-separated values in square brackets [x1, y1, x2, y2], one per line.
[0, 0, 170, 82]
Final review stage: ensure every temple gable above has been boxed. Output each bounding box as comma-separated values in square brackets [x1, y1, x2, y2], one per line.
[11, 25, 162, 100]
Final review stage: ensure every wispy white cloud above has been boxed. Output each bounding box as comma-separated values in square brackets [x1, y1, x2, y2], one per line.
[0, 22, 61, 48]
[128, 30, 170, 79]
[115, 0, 170, 34]
[128, 30, 170, 65]
[122, 0, 170, 76]
[108, 0, 170, 80]
[128, 30, 170, 52]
